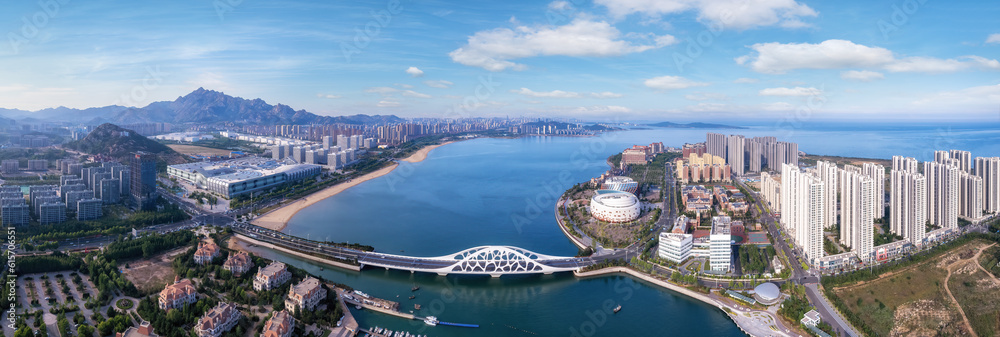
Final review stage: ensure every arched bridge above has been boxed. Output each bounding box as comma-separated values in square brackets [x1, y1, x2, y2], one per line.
[231, 223, 609, 277]
[358, 245, 589, 277]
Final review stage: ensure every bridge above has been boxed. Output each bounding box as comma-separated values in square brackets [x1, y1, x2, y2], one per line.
[230, 223, 619, 277]
[358, 246, 588, 277]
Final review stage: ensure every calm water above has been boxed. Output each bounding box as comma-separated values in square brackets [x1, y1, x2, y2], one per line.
[277, 124, 1000, 336]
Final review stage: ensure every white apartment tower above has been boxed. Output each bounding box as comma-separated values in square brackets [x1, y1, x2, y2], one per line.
[815, 161, 839, 230]
[959, 172, 983, 219]
[975, 157, 1000, 213]
[892, 156, 919, 173]
[949, 150, 971, 173]
[925, 161, 960, 229]
[727, 135, 745, 176]
[781, 164, 825, 264]
[890, 170, 928, 245]
[862, 163, 886, 220]
[840, 169, 875, 261]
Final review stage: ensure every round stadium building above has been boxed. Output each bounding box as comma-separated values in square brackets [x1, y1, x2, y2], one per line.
[753, 282, 781, 305]
[590, 190, 641, 223]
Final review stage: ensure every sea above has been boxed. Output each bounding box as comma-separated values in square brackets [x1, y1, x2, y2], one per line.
[262, 121, 1000, 337]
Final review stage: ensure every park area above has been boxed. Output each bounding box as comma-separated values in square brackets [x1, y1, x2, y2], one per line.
[831, 239, 1000, 336]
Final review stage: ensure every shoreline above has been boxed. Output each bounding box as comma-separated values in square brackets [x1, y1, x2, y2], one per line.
[251, 140, 461, 232]
[400, 140, 455, 163]
[251, 163, 399, 231]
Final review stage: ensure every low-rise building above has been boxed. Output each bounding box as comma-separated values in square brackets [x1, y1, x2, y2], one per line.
[159, 278, 197, 310]
[801, 310, 822, 326]
[194, 241, 221, 264]
[116, 321, 159, 337]
[285, 277, 327, 311]
[262, 310, 295, 337]
[195, 302, 242, 337]
[166, 157, 321, 199]
[658, 232, 693, 263]
[224, 251, 253, 275]
[814, 252, 859, 273]
[254, 262, 291, 291]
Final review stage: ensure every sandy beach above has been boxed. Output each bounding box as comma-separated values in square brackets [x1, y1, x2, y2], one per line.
[250, 140, 460, 231]
[400, 141, 454, 163]
[251, 163, 399, 231]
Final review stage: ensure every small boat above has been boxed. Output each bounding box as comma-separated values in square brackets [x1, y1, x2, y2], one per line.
[613, 305, 622, 313]
[424, 316, 439, 326]
[409, 295, 415, 299]
[414, 304, 421, 310]
[356, 305, 362, 310]
[411, 285, 420, 291]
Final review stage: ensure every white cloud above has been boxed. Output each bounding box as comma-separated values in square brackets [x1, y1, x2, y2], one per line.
[760, 102, 796, 111]
[759, 87, 822, 96]
[913, 83, 1000, 107]
[574, 105, 632, 113]
[548, 1, 571, 10]
[740, 39, 1000, 74]
[449, 19, 676, 71]
[423, 80, 453, 88]
[740, 40, 894, 74]
[684, 92, 729, 101]
[316, 93, 341, 99]
[406, 67, 424, 77]
[732, 78, 758, 84]
[594, 0, 818, 30]
[376, 99, 401, 107]
[402, 90, 432, 98]
[365, 87, 398, 95]
[840, 70, 885, 82]
[987, 34, 1000, 44]
[644, 75, 709, 90]
[394, 83, 414, 89]
[511, 88, 581, 98]
[590, 91, 624, 98]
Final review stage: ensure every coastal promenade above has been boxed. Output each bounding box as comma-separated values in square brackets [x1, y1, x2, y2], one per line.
[232, 233, 361, 271]
[576, 267, 796, 337]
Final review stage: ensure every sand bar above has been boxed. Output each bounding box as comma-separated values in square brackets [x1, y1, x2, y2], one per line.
[251, 162, 398, 231]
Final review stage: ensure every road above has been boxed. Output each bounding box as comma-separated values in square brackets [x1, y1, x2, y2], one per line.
[734, 177, 854, 337]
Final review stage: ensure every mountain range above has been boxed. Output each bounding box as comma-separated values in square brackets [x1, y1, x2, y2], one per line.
[0, 88, 405, 126]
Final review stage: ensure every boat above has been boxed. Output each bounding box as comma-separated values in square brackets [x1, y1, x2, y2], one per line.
[409, 295, 415, 299]
[411, 285, 420, 291]
[613, 305, 622, 313]
[414, 304, 421, 310]
[424, 316, 439, 326]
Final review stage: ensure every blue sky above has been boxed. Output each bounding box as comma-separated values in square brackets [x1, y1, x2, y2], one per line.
[1, 0, 998, 122]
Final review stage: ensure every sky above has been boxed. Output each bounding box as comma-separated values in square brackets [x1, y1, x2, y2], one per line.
[1, 0, 999, 122]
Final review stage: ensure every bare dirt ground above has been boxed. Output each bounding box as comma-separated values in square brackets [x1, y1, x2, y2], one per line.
[167, 144, 234, 156]
[121, 246, 189, 293]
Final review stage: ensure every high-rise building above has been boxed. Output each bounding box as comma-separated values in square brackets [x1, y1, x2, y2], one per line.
[760, 172, 781, 211]
[77, 198, 103, 221]
[949, 150, 971, 173]
[99, 179, 121, 204]
[1, 200, 30, 226]
[862, 163, 886, 220]
[925, 161, 960, 229]
[934, 150, 951, 164]
[890, 170, 927, 245]
[975, 157, 1000, 213]
[840, 169, 874, 261]
[706, 133, 726, 159]
[781, 163, 825, 264]
[815, 161, 838, 230]
[959, 172, 983, 219]
[65, 190, 94, 212]
[727, 135, 745, 176]
[271, 145, 285, 160]
[1, 160, 19, 174]
[322, 136, 332, 150]
[38, 202, 66, 224]
[709, 216, 733, 272]
[130, 152, 158, 211]
[892, 156, 918, 173]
